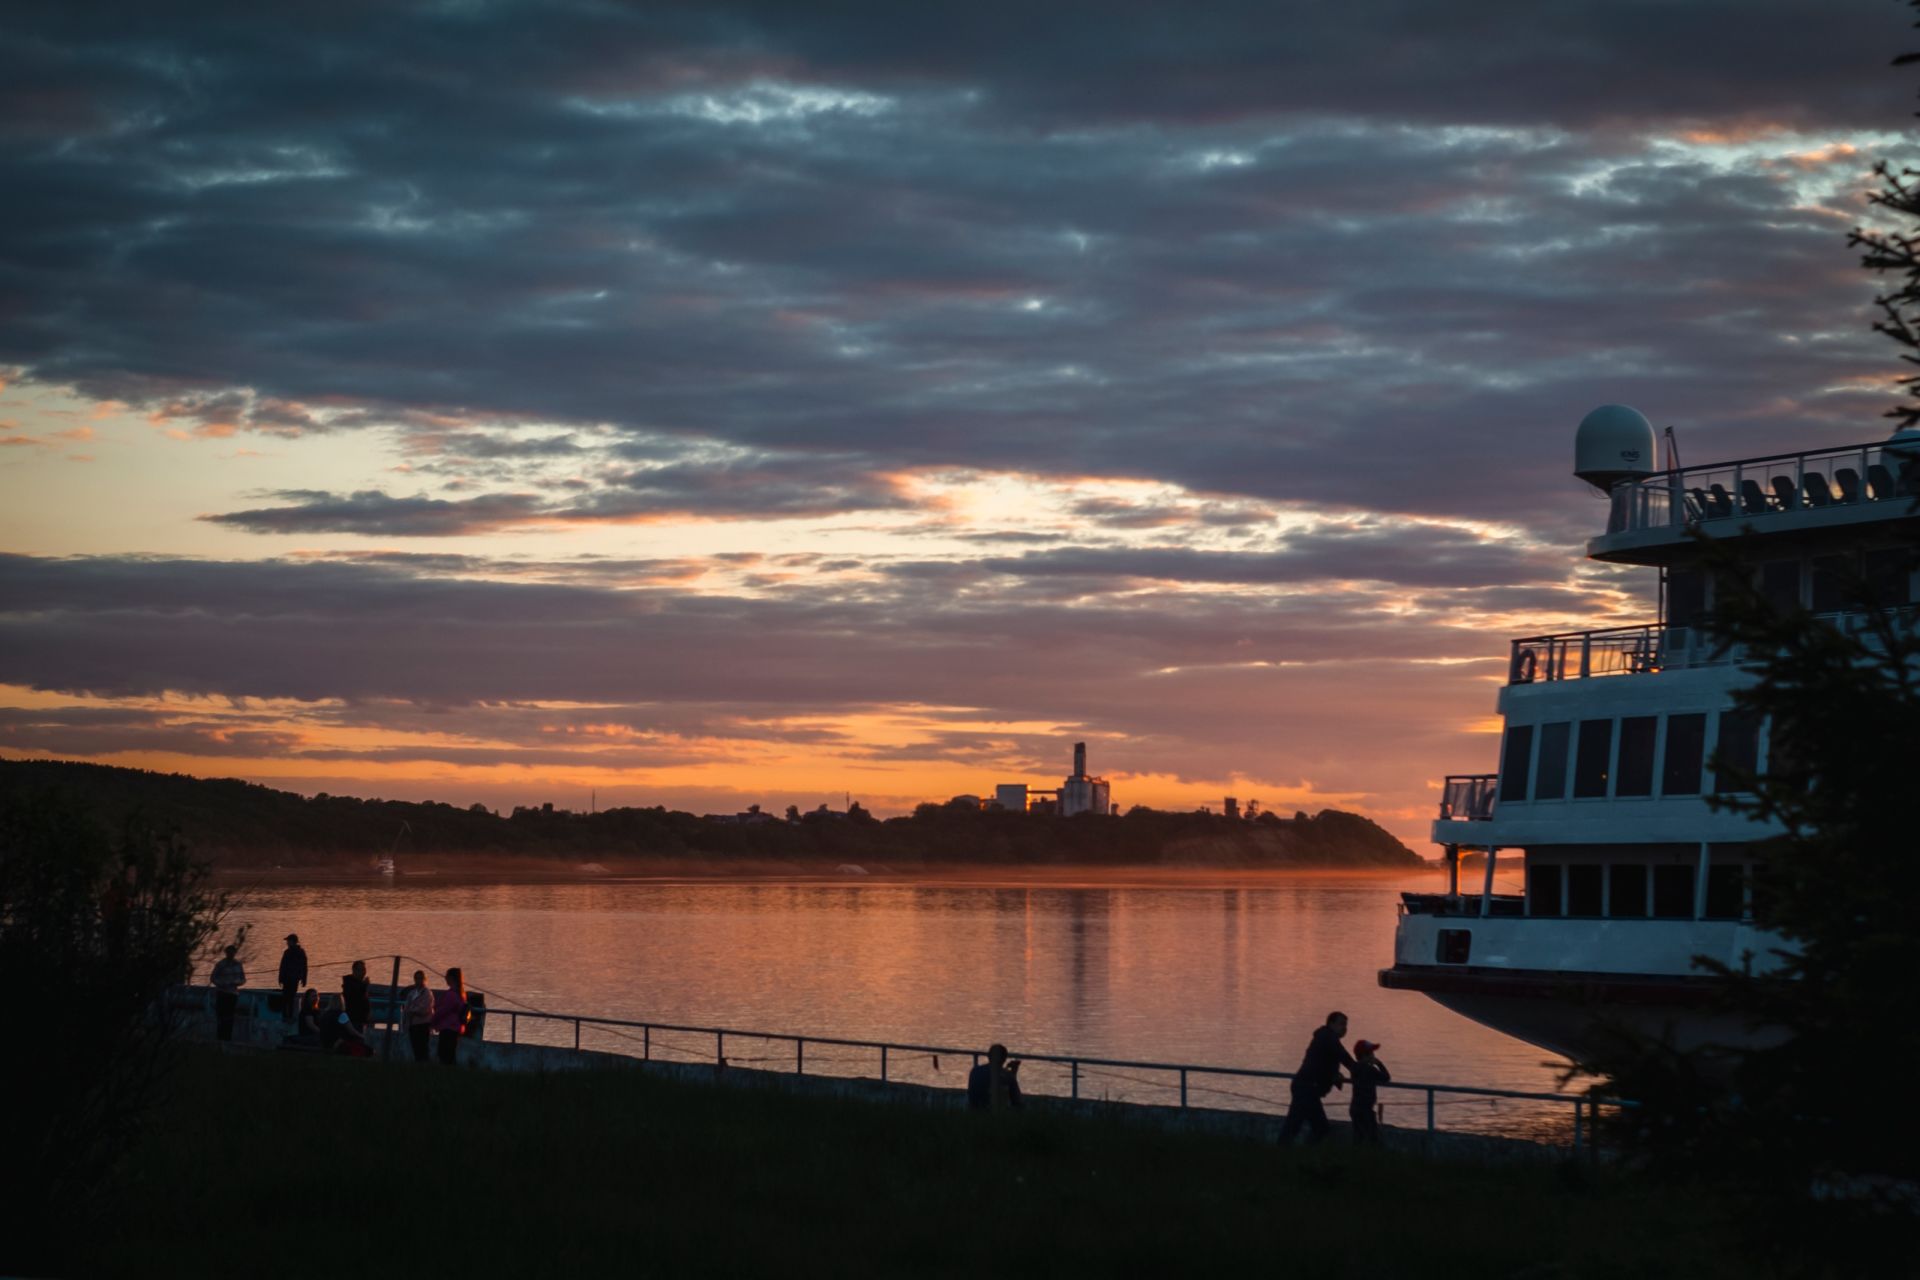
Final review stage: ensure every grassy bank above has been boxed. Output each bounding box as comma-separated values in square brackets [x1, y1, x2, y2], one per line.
[40, 1049, 1873, 1278]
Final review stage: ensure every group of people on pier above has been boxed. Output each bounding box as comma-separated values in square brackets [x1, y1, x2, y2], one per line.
[207, 934, 475, 1064]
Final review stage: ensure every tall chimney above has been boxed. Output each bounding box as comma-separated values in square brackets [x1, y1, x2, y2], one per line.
[1073, 741, 1087, 777]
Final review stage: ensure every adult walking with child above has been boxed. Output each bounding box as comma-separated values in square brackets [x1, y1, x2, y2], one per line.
[1278, 1011, 1359, 1145]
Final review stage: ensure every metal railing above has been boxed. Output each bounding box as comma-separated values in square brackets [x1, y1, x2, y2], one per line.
[1507, 622, 1730, 684]
[1605, 439, 1920, 537]
[484, 1006, 1601, 1150]
[1439, 774, 1497, 821]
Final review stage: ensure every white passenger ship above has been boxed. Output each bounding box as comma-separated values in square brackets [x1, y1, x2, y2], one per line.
[1379, 405, 1919, 1059]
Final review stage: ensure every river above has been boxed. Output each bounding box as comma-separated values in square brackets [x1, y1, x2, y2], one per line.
[217, 867, 1574, 1133]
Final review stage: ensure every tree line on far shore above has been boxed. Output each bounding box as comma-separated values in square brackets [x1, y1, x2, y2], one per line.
[0, 759, 1423, 869]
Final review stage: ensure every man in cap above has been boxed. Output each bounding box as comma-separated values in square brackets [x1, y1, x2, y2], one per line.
[277, 934, 308, 1023]
[1348, 1040, 1391, 1145]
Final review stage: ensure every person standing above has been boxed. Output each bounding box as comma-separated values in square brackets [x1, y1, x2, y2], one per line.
[277, 934, 308, 1023]
[210, 945, 245, 1042]
[402, 970, 436, 1063]
[1348, 1040, 1391, 1145]
[341, 960, 372, 1033]
[432, 967, 470, 1065]
[1277, 1011, 1359, 1145]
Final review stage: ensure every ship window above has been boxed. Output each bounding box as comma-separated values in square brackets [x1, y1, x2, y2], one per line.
[1704, 864, 1746, 920]
[1534, 722, 1570, 800]
[1573, 719, 1613, 797]
[1609, 864, 1648, 917]
[1498, 725, 1534, 802]
[1759, 560, 1802, 614]
[1652, 865, 1695, 918]
[1713, 710, 1762, 794]
[1666, 568, 1708, 629]
[1662, 713, 1706, 796]
[1864, 547, 1913, 608]
[1615, 716, 1657, 797]
[1567, 864, 1603, 917]
[1810, 554, 1853, 614]
[1436, 929, 1472, 964]
[1528, 863, 1562, 917]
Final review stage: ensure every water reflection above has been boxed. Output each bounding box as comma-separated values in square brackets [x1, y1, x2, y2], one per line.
[218, 871, 1574, 1131]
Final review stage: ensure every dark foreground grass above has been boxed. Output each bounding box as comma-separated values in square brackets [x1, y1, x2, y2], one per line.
[49, 1050, 1863, 1278]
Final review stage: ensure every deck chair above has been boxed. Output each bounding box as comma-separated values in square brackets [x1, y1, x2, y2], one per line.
[1835, 467, 1863, 503]
[1770, 475, 1800, 509]
[1707, 484, 1734, 519]
[1869, 463, 1897, 500]
[1684, 487, 1708, 522]
[1739, 479, 1769, 515]
[1802, 473, 1834, 507]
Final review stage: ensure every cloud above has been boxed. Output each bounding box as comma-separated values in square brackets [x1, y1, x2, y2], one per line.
[204, 489, 545, 537]
[0, 1, 1910, 546]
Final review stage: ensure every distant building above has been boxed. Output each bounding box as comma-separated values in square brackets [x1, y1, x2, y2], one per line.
[1060, 741, 1111, 817]
[703, 803, 780, 824]
[948, 794, 985, 810]
[988, 742, 1113, 817]
[1224, 796, 1240, 820]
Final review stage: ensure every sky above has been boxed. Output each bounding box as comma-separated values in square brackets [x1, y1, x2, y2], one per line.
[2, 0, 1916, 846]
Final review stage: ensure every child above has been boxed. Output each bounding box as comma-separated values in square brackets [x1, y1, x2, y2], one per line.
[1349, 1040, 1390, 1145]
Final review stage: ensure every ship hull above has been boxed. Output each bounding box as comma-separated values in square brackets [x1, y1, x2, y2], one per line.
[1379, 964, 1778, 1060]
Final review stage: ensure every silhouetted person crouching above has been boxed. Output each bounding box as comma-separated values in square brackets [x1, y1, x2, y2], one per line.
[967, 1043, 1023, 1111]
[1349, 1040, 1390, 1145]
[1278, 1011, 1357, 1145]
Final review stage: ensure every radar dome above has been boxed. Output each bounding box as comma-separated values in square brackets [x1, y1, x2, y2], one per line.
[1574, 404, 1657, 493]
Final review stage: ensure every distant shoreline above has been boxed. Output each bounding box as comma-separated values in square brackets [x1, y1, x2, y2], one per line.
[211, 856, 1433, 888]
[3, 757, 1426, 871]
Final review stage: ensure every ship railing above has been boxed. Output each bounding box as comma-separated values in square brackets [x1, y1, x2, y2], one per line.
[1439, 774, 1497, 821]
[481, 1006, 1605, 1150]
[1604, 439, 1920, 536]
[1509, 608, 1918, 685]
[1507, 622, 1730, 684]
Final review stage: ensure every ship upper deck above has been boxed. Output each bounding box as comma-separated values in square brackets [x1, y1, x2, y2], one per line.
[1588, 439, 1920, 564]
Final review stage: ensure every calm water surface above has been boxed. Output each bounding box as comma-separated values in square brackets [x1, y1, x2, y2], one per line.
[222, 869, 1572, 1127]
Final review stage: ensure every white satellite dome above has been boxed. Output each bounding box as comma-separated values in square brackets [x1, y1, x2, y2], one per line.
[1574, 404, 1657, 493]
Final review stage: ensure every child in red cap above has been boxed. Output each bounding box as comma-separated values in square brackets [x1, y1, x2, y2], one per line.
[1350, 1040, 1390, 1144]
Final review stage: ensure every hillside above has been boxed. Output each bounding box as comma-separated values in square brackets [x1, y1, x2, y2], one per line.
[0, 759, 1422, 869]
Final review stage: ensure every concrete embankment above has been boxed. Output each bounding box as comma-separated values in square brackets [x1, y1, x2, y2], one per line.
[175, 988, 1583, 1166]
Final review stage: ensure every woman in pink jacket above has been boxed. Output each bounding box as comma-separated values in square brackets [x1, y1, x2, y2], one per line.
[432, 966, 470, 1065]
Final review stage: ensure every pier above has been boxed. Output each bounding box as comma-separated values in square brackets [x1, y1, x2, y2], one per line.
[173, 976, 1603, 1163]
